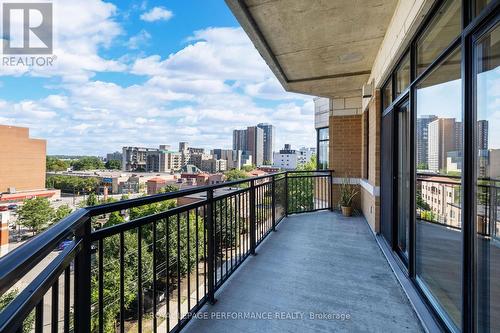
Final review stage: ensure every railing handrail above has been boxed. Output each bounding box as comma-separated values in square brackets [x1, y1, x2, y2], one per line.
[0, 169, 333, 298]
[0, 170, 333, 332]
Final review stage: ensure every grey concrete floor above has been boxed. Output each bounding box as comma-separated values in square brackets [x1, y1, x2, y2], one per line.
[182, 211, 423, 333]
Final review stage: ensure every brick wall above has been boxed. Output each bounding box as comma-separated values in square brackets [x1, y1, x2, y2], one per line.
[0, 125, 46, 192]
[329, 115, 362, 178]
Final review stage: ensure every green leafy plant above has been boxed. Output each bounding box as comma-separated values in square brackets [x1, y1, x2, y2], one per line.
[338, 177, 358, 208]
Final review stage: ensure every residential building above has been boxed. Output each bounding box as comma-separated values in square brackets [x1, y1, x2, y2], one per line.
[146, 177, 166, 195]
[106, 151, 122, 162]
[273, 144, 312, 170]
[232, 129, 247, 152]
[0, 125, 46, 193]
[478, 120, 489, 150]
[189, 153, 212, 170]
[257, 123, 275, 164]
[416, 115, 437, 169]
[427, 118, 459, 173]
[246, 126, 264, 166]
[145, 149, 182, 173]
[122, 146, 159, 172]
[201, 159, 227, 173]
[212, 149, 242, 170]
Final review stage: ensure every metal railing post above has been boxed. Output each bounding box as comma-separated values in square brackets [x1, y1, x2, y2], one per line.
[284, 172, 289, 216]
[206, 188, 217, 304]
[249, 179, 257, 255]
[329, 170, 334, 211]
[272, 175, 276, 232]
[74, 217, 91, 333]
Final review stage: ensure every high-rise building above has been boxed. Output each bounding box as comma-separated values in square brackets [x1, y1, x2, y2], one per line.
[232, 129, 247, 152]
[257, 123, 275, 164]
[427, 118, 458, 172]
[212, 149, 243, 170]
[416, 115, 437, 169]
[477, 120, 489, 150]
[247, 126, 264, 166]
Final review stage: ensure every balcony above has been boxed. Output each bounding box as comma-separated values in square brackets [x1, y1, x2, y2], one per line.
[0, 170, 422, 333]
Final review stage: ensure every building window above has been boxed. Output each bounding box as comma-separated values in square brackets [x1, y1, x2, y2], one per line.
[395, 52, 410, 97]
[317, 127, 329, 170]
[416, 0, 461, 76]
[382, 79, 392, 110]
[415, 46, 462, 330]
[474, 21, 499, 332]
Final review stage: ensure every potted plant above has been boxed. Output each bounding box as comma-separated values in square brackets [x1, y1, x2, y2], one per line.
[339, 177, 358, 217]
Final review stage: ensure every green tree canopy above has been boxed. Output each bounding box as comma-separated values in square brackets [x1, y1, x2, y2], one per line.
[17, 197, 54, 235]
[224, 169, 249, 181]
[46, 156, 70, 172]
[52, 204, 73, 225]
[242, 164, 256, 172]
[105, 159, 121, 170]
[71, 156, 105, 171]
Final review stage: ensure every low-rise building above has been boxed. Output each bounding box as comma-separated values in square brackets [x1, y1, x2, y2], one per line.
[273, 144, 313, 170]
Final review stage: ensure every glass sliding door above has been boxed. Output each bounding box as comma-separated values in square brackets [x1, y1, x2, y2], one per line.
[415, 47, 463, 331]
[397, 100, 410, 262]
[474, 20, 500, 333]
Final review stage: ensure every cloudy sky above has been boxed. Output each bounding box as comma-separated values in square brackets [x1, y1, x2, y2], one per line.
[0, 0, 316, 156]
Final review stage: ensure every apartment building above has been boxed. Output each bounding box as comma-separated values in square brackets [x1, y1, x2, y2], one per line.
[0, 125, 46, 193]
[212, 149, 243, 170]
[257, 123, 275, 164]
[273, 144, 314, 170]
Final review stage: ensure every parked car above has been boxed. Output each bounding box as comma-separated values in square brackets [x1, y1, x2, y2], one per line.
[0, 206, 8, 212]
[7, 204, 18, 210]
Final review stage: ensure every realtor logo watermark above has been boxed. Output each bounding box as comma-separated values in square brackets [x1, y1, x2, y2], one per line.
[2, 2, 56, 67]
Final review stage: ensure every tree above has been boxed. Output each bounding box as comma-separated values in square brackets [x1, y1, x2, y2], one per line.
[71, 157, 105, 171]
[158, 185, 179, 194]
[86, 193, 99, 207]
[105, 159, 121, 170]
[297, 154, 317, 171]
[242, 164, 256, 172]
[0, 289, 35, 332]
[52, 205, 73, 225]
[224, 169, 249, 181]
[17, 197, 54, 235]
[46, 156, 69, 172]
[47, 175, 99, 194]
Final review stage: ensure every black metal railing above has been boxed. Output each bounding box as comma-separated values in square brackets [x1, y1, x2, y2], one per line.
[0, 170, 334, 333]
[416, 173, 500, 239]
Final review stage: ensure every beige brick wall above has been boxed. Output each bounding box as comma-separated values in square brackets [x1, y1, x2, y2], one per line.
[0, 125, 46, 192]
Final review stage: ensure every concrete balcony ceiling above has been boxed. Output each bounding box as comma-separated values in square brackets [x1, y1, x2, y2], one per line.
[226, 0, 398, 97]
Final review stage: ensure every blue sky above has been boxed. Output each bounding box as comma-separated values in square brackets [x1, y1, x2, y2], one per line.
[0, 0, 315, 155]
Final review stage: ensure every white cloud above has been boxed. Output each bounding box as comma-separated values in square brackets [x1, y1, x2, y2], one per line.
[0, 22, 316, 155]
[140, 7, 173, 22]
[126, 30, 152, 49]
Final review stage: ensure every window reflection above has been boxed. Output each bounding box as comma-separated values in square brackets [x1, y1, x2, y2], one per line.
[417, 0, 461, 76]
[396, 53, 410, 97]
[415, 47, 462, 330]
[475, 0, 493, 17]
[318, 128, 329, 170]
[475, 22, 500, 333]
[383, 79, 392, 110]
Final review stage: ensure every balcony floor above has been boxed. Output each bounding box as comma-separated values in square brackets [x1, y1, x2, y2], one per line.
[183, 211, 424, 333]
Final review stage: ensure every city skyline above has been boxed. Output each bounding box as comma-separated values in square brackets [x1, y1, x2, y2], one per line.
[0, 0, 315, 156]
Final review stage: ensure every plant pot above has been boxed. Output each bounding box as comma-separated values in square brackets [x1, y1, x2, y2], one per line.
[341, 206, 353, 217]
